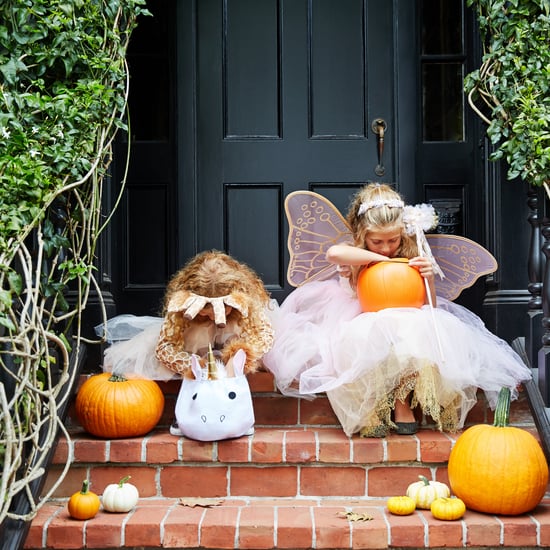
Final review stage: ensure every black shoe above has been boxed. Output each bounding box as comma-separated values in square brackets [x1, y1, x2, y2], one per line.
[394, 421, 418, 435]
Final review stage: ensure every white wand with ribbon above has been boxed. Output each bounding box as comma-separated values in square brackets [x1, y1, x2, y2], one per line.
[404, 204, 446, 364]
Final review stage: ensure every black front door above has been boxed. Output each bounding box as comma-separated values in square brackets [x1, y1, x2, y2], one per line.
[183, 0, 417, 303]
[110, 0, 481, 313]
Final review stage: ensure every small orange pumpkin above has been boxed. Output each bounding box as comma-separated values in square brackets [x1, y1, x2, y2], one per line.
[68, 479, 101, 520]
[448, 387, 549, 515]
[357, 258, 425, 312]
[75, 373, 165, 438]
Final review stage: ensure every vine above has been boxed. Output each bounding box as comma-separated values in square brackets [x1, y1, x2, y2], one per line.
[0, 0, 148, 523]
[466, 0, 550, 190]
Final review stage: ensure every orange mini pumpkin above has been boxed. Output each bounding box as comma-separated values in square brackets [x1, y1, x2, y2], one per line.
[75, 373, 165, 438]
[357, 258, 425, 312]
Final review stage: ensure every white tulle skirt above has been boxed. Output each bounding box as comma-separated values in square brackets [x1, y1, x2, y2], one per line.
[263, 278, 532, 436]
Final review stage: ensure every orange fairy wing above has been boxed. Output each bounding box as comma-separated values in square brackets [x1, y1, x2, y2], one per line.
[285, 191, 353, 287]
[426, 234, 498, 301]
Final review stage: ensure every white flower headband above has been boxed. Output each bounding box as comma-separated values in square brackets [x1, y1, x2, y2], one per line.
[358, 198, 404, 216]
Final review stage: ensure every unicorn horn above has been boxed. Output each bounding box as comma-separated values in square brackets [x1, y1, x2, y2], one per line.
[207, 344, 218, 380]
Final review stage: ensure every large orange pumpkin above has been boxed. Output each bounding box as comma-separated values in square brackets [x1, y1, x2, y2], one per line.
[357, 258, 426, 312]
[75, 373, 165, 438]
[447, 387, 549, 515]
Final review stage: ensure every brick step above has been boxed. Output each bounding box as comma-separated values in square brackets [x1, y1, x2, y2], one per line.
[25, 497, 550, 549]
[27, 373, 546, 549]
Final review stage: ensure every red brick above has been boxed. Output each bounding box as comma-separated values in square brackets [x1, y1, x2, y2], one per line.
[347, 506, 388, 549]
[232, 466, 298, 497]
[253, 395, 299, 425]
[218, 435, 252, 462]
[251, 428, 284, 462]
[300, 396, 339, 425]
[91, 466, 158, 497]
[418, 430, 452, 462]
[463, 509, 502, 547]
[368, 466, 431, 497]
[318, 429, 352, 463]
[180, 437, 216, 462]
[301, 467, 365, 497]
[238, 505, 275, 549]
[24, 503, 62, 549]
[535, 501, 550, 546]
[248, 370, 276, 392]
[163, 503, 203, 547]
[85, 509, 126, 547]
[352, 437, 385, 464]
[109, 436, 145, 463]
[313, 506, 352, 549]
[200, 506, 239, 548]
[146, 432, 182, 462]
[73, 433, 109, 462]
[386, 508, 426, 547]
[285, 429, 317, 463]
[161, 465, 228, 497]
[45, 510, 85, 549]
[502, 513, 538, 547]
[385, 433, 418, 462]
[423, 509, 464, 547]
[41, 466, 87, 498]
[124, 502, 167, 547]
[277, 506, 314, 548]
[51, 436, 70, 464]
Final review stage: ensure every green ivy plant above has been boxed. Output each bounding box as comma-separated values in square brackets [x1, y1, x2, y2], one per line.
[465, 0, 550, 190]
[0, 0, 148, 524]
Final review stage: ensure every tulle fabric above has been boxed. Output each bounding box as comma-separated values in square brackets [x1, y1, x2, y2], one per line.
[97, 316, 178, 380]
[263, 278, 532, 437]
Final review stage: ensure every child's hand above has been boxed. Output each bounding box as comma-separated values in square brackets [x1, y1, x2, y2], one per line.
[336, 264, 352, 278]
[409, 257, 434, 279]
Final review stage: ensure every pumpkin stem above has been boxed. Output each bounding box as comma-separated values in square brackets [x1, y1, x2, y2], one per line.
[108, 374, 128, 383]
[118, 475, 131, 487]
[419, 475, 430, 486]
[80, 479, 91, 494]
[493, 386, 511, 427]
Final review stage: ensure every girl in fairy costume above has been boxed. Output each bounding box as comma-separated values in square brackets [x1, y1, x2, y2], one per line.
[263, 183, 531, 437]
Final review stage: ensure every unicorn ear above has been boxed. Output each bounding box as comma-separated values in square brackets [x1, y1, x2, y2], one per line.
[190, 354, 203, 380]
[231, 349, 246, 376]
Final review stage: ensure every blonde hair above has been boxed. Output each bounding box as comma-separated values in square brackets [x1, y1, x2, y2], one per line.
[346, 183, 418, 286]
[162, 250, 271, 322]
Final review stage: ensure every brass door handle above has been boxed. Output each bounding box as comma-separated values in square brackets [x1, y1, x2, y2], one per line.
[371, 118, 387, 177]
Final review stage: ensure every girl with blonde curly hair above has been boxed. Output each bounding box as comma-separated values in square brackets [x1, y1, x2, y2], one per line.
[156, 250, 274, 376]
[102, 250, 274, 380]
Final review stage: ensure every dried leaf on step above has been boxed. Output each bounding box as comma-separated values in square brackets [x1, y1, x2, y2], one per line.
[179, 497, 224, 508]
[338, 511, 374, 522]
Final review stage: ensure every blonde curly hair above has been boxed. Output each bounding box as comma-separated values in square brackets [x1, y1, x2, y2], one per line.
[162, 250, 271, 313]
[156, 250, 274, 375]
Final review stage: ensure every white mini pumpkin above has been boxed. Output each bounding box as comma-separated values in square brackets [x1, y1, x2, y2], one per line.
[406, 475, 450, 509]
[102, 476, 139, 513]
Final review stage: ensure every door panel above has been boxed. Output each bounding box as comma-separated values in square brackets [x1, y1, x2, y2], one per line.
[196, 0, 396, 301]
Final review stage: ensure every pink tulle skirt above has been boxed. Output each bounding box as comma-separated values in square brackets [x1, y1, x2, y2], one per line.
[263, 278, 532, 436]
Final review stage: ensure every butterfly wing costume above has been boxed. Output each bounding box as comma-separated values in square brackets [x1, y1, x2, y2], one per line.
[263, 191, 532, 437]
